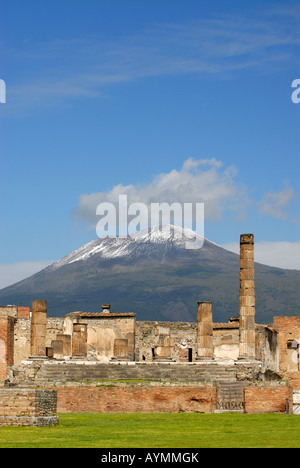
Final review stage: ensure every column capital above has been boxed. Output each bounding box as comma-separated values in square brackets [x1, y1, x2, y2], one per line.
[240, 233, 254, 245]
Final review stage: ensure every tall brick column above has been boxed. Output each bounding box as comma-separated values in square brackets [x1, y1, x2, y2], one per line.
[196, 301, 214, 360]
[31, 300, 47, 358]
[239, 234, 256, 360]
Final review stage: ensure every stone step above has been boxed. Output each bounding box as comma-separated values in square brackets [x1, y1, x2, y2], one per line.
[36, 367, 238, 383]
[13, 362, 242, 387]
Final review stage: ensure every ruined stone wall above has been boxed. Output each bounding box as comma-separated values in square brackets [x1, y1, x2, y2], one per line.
[255, 326, 279, 372]
[213, 323, 239, 360]
[213, 322, 278, 365]
[76, 315, 136, 361]
[244, 385, 293, 414]
[46, 317, 64, 348]
[0, 306, 32, 369]
[136, 321, 244, 362]
[54, 383, 292, 414]
[5, 312, 137, 365]
[135, 321, 197, 362]
[0, 306, 18, 318]
[0, 316, 14, 381]
[16, 306, 31, 318]
[56, 385, 217, 414]
[0, 305, 291, 381]
[0, 388, 59, 426]
[14, 318, 31, 365]
[273, 316, 300, 389]
[13, 317, 65, 365]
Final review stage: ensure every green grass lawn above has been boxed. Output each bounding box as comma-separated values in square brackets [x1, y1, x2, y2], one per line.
[0, 413, 299, 448]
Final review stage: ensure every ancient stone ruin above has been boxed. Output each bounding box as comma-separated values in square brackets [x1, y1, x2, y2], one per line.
[0, 233, 299, 422]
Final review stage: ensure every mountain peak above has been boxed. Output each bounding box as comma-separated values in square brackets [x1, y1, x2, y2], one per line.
[48, 225, 214, 271]
[130, 224, 202, 242]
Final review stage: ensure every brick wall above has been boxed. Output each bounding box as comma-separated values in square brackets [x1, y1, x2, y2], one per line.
[57, 385, 217, 414]
[0, 383, 291, 417]
[56, 384, 294, 415]
[0, 316, 14, 381]
[273, 317, 300, 389]
[0, 388, 59, 427]
[244, 386, 293, 414]
[17, 306, 31, 318]
[282, 373, 300, 391]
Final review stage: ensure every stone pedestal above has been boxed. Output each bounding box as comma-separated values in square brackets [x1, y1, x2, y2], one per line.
[72, 324, 87, 358]
[152, 332, 174, 362]
[55, 334, 71, 357]
[111, 339, 130, 361]
[152, 347, 174, 362]
[196, 301, 214, 360]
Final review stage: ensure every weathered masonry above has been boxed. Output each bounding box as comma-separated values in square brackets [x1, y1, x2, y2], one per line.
[0, 389, 58, 427]
[0, 233, 299, 417]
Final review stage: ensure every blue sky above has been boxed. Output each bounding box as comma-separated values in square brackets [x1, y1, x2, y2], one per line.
[0, 0, 299, 287]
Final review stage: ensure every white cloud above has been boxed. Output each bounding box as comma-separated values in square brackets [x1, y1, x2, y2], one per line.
[258, 184, 295, 220]
[222, 241, 300, 270]
[0, 260, 55, 290]
[2, 6, 300, 114]
[73, 158, 250, 229]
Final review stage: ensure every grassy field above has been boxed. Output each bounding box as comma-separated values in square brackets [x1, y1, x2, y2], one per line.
[0, 413, 299, 448]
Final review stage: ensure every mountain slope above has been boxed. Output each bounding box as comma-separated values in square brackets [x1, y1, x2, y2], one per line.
[0, 226, 299, 323]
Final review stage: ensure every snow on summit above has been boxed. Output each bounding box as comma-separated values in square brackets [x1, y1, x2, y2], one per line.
[48, 225, 213, 271]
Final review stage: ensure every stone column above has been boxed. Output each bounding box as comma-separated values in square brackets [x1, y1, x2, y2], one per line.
[30, 300, 47, 358]
[196, 301, 214, 360]
[239, 234, 256, 360]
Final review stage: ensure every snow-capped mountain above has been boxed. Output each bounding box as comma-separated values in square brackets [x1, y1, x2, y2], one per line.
[49, 225, 214, 271]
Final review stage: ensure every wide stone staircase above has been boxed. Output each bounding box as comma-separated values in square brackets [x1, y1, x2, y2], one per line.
[9, 359, 282, 395]
[8, 360, 288, 415]
[12, 361, 244, 387]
